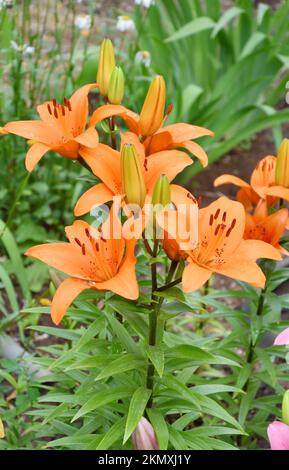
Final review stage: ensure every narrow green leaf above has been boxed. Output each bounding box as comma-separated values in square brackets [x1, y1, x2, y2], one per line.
[147, 345, 164, 377]
[123, 387, 151, 443]
[94, 417, 126, 450]
[147, 408, 169, 450]
[96, 354, 144, 380]
[72, 387, 134, 422]
[166, 17, 215, 43]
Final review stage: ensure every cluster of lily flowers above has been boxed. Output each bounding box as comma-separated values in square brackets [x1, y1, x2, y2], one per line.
[1, 38, 289, 449]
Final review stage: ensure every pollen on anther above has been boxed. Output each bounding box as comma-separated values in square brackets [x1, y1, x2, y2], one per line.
[74, 238, 82, 246]
[54, 107, 58, 119]
[47, 104, 52, 115]
[214, 208, 220, 219]
[61, 105, 65, 116]
[81, 244, 86, 255]
[66, 99, 72, 111]
[209, 214, 214, 226]
[231, 218, 236, 229]
[222, 211, 227, 222]
[214, 224, 221, 235]
[52, 98, 57, 107]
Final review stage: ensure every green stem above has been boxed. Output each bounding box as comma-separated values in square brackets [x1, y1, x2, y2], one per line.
[146, 257, 178, 407]
[109, 116, 117, 150]
[243, 287, 266, 392]
[0, 172, 30, 239]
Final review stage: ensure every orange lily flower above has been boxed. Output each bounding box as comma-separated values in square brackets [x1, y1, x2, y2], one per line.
[214, 156, 288, 209]
[88, 105, 213, 167]
[4, 84, 98, 171]
[25, 217, 138, 325]
[244, 200, 289, 255]
[74, 133, 193, 216]
[179, 197, 281, 292]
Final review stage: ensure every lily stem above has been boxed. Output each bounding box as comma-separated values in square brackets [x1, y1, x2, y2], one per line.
[110, 116, 117, 150]
[146, 256, 178, 407]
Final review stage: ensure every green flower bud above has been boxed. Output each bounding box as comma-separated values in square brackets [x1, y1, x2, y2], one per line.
[121, 143, 146, 208]
[275, 138, 289, 188]
[97, 38, 116, 97]
[282, 390, 289, 425]
[108, 66, 125, 105]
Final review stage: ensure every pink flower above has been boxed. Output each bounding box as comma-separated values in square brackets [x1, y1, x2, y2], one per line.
[267, 421, 289, 450]
[132, 417, 159, 450]
[274, 327, 289, 345]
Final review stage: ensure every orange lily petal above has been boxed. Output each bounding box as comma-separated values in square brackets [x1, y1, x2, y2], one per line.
[170, 184, 197, 206]
[198, 197, 245, 259]
[89, 104, 140, 134]
[74, 183, 114, 216]
[80, 144, 121, 193]
[265, 185, 289, 202]
[157, 123, 213, 141]
[250, 156, 276, 198]
[69, 83, 98, 135]
[214, 257, 266, 288]
[235, 239, 281, 262]
[75, 127, 99, 148]
[145, 150, 192, 192]
[182, 261, 211, 292]
[214, 174, 250, 189]
[89, 104, 126, 127]
[25, 243, 95, 280]
[145, 123, 213, 154]
[121, 132, 145, 163]
[51, 277, 89, 325]
[25, 143, 50, 172]
[179, 140, 208, 167]
[4, 120, 60, 146]
[94, 239, 139, 300]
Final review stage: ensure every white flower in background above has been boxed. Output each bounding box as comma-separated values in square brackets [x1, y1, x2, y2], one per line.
[135, 0, 155, 7]
[0, 0, 13, 8]
[135, 50, 151, 67]
[11, 41, 35, 56]
[116, 16, 135, 32]
[74, 14, 92, 31]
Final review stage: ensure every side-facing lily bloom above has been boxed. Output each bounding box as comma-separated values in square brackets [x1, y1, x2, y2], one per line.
[214, 156, 289, 209]
[267, 421, 289, 450]
[74, 133, 193, 216]
[177, 197, 281, 292]
[274, 327, 289, 345]
[25, 216, 138, 325]
[87, 76, 213, 167]
[4, 84, 98, 171]
[244, 200, 289, 255]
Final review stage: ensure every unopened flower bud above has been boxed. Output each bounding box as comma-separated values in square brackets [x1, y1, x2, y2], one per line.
[151, 174, 171, 208]
[97, 38, 116, 97]
[121, 143, 146, 208]
[275, 138, 289, 188]
[108, 66, 125, 105]
[132, 417, 159, 450]
[282, 390, 289, 426]
[139, 75, 166, 137]
[0, 418, 4, 439]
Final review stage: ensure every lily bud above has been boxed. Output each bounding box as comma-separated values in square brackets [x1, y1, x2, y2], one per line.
[275, 138, 289, 187]
[121, 143, 146, 208]
[151, 174, 171, 208]
[97, 38, 116, 97]
[132, 417, 159, 450]
[282, 390, 289, 426]
[108, 66, 125, 104]
[139, 75, 166, 137]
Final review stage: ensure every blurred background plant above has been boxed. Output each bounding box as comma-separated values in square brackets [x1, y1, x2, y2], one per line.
[1, 0, 289, 450]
